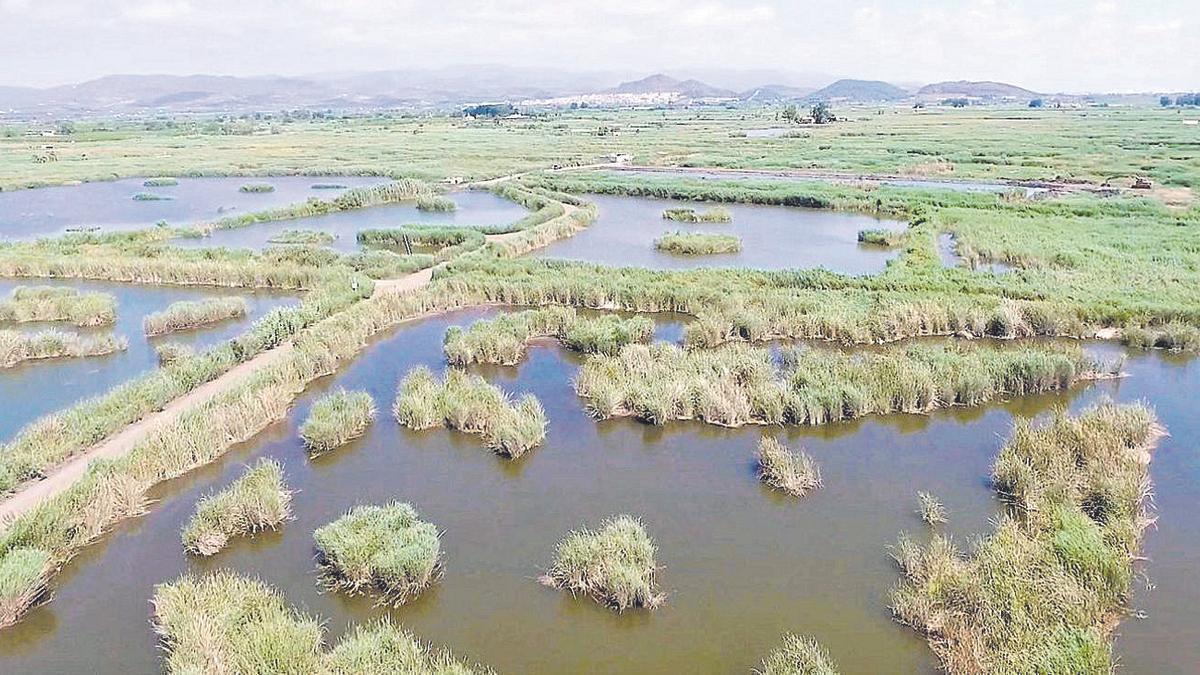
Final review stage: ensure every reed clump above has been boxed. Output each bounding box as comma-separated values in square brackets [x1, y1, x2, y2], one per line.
[143, 297, 249, 335]
[268, 229, 336, 245]
[889, 403, 1161, 674]
[1121, 321, 1200, 352]
[0, 329, 127, 367]
[443, 307, 653, 366]
[757, 437, 822, 497]
[757, 633, 840, 675]
[0, 547, 51, 629]
[663, 206, 733, 223]
[857, 228, 905, 247]
[142, 177, 178, 187]
[300, 389, 376, 457]
[239, 182, 275, 193]
[916, 491, 946, 525]
[132, 192, 172, 201]
[394, 366, 546, 458]
[313, 502, 441, 606]
[180, 458, 292, 556]
[540, 515, 664, 611]
[415, 194, 458, 212]
[576, 342, 1115, 428]
[654, 231, 742, 255]
[0, 286, 116, 326]
[325, 616, 493, 674]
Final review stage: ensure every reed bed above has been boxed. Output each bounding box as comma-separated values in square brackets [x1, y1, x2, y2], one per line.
[309, 182, 347, 190]
[239, 182, 275, 193]
[0, 548, 51, 629]
[443, 307, 653, 366]
[540, 515, 664, 611]
[143, 297, 249, 335]
[394, 366, 546, 458]
[267, 229, 336, 245]
[154, 342, 194, 365]
[663, 206, 733, 223]
[132, 192, 171, 201]
[357, 226, 486, 263]
[1121, 321, 1200, 352]
[300, 389, 376, 457]
[654, 231, 742, 255]
[416, 194, 458, 212]
[142, 177, 178, 187]
[757, 633, 840, 675]
[916, 491, 946, 525]
[757, 437, 822, 497]
[152, 570, 488, 674]
[0, 329, 127, 368]
[576, 341, 1115, 427]
[0, 286, 116, 326]
[857, 228, 905, 247]
[313, 502, 441, 606]
[889, 403, 1160, 674]
[180, 458, 292, 556]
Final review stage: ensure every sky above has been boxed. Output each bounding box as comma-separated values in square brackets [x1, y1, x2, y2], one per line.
[0, 0, 1195, 92]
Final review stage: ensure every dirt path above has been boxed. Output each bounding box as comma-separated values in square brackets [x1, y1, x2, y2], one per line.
[0, 268, 435, 528]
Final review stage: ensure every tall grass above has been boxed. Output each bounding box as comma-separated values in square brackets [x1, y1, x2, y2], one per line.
[180, 458, 292, 556]
[576, 341, 1115, 427]
[757, 633, 839, 675]
[0, 286, 116, 326]
[540, 515, 664, 611]
[0, 329, 127, 367]
[0, 548, 51, 629]
[889, 403, 1160, 674]
[663, 206, 733, 223]
[857, 228, 905, 247]
[144, 297, 249, 336]
[654, 231, 742, 255]
[443, 307, 653, 365]
[416, 194, 458, 212]
[394, 366, 546, 458]
[757, 437, 822, 497]
[268, 229, 336, 245]
[313, 502, 441, 606]
[152, 570, 489, 674]
[300, 389, 376, 457]
[1121, 321, 1200, 352]
[916, 491, 946, 525]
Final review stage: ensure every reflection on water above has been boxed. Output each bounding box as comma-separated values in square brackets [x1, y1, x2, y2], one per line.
[0, 176, 388, 241]
[2, 308, 1194, 674]
[0, 278, 297, 443]
[533, 194, 907, 274]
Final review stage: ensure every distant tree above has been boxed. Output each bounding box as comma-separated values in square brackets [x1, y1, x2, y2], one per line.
[462, 103, 515, 118]
[1028, 99, 1044, 108]
[944, 98, 969, 108]
[781, 104, 800, 123]
[810, 102, 834, 124]
[1160, 95, 1172, 107]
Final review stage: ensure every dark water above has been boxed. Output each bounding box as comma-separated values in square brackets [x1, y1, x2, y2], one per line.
[602, 168, 1050, 197]
[0, 278, 296, 443]
[936, 233, 1014, 274]
[0, 176, 388, 241]
[171, 191, 529, 253]
[0, 308, 1193, 674]
[533, 194, 906, 274]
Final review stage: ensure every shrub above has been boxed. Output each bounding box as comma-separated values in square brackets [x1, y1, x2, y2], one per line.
[313, 502, 441, 606]
[540, 515, 663, 611]
[299, 389, 376, 457]
[654, 231, 742, 255]
[181, 458, 292, 556]
[394, 366, 546, 458]
[415, 194, 458, 212]
[144, 297, 249, 335]
[757, 633, 840, 675]
[757, 437, 822, 497]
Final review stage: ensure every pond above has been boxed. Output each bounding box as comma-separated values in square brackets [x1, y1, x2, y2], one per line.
[0, 278, 297, 443]
[0, 176, 389, 241]
[0, 307, 1194, 674]
[170, 190, 529, 253]
[532, 194, 907, 274]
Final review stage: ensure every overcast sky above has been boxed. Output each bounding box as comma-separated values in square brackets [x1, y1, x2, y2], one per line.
[1, 0, 1195, 92]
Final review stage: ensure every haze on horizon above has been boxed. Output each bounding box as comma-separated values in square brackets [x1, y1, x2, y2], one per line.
[1, 0, 1196, 93]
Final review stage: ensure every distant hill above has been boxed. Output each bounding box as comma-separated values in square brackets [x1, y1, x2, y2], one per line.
[916, 80, 1038, 100]
[608, 74, 736, 99]
[806, 79, 908, 102]
[740, 84, 815, 102]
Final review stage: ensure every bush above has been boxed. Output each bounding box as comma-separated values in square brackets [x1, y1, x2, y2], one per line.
[181, 458, 292, 556]
[299, 389, 376, 457]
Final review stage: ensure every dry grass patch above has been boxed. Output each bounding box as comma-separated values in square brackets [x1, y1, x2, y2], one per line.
[181, 458, 292, 556]
[539, 515, 664, 611]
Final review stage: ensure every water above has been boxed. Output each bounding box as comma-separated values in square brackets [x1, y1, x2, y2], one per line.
[603, 168, 1051, 197]
[1, 308, 1193, 673]
[0, 278, 297, 443]
[937, 233, 1015, 274]
[170, 191, 529, 253]
[533, 194, 907, 274]
[0, 176, 388, 241]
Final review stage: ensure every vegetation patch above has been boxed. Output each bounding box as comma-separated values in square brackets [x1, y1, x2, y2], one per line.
[663, 206, 733, 223]
[757, 437, 822, 497]
[0, 286, 116, 326]
[143, 297, 249, 335]
[239, 182, 275, 193]
[394, 366, 547, 458]
[181, 458, 292, 556]
[142, 177, 178, 187]
[415, 194, 458, 212]
[0, 547, 51, 629]
[132, 192, 172, 201]
[757, 633, 840, 675]
[0, 329, 127, 367]
[443, 307, 653, 366]
[857, 228, 905, 247]
[313, 502, 442, 606]
[916, 491, 946, 525]
[267, 229, 336, 246]
[309, 183, 347, 190]
[889, 403, 1161, 674]
[539, 515, 664, 611]
[299, 389, 376, 457]
[1121, 321, 1200, 352]
[576, 342, 1115, 427]
[654, 231, 742, 255]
